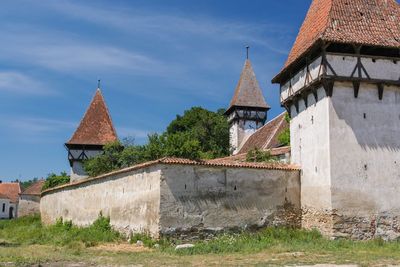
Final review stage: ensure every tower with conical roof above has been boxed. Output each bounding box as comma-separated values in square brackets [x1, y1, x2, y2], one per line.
[226, 48, 270, 154]
[65, 87, 118, 181]
[273, 0, 400, 239]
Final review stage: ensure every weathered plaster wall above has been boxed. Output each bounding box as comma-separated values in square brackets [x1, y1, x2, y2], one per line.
[159, 165, 300, 239]
[329, 82, 400, 240]
[41, 165, 161, 237]
[18, 195, 41, 217]
[290, 86, 334, 236]
[41, 162, 300, 239]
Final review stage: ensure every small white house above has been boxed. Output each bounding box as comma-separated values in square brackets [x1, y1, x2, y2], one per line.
[0, 182, 21, 219]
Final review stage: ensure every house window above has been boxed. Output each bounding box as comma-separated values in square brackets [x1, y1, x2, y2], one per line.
[2, 203, 5, 212]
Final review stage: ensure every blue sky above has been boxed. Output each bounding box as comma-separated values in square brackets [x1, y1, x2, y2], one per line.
[0, 0, 311, 181]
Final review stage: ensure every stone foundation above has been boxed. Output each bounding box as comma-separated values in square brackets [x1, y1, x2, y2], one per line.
[302, 208, 400, 241]
[332, 213, 400, 240]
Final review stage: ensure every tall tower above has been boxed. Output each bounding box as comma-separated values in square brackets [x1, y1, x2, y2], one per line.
[226, 48, 270, 154]
[65, 87, 118, 182]
[273, 0, 400, 239]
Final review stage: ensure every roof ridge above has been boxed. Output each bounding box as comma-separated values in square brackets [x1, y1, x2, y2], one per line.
[262, 113, 286, 150]
[253, 111, 286, 134]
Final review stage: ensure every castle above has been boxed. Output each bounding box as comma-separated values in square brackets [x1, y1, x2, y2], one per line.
[41, 0, 400, 240]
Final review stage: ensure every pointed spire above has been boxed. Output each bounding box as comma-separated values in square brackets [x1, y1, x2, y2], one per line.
[66, 89, 118, 145]
[273, 0, 400, 82]
[227, 58, 270, 113]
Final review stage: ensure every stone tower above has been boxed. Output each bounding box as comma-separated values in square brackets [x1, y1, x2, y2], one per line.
[65, 88, 118, 182]
[226, 53, 270, 154]
[272, 0, 400, 239]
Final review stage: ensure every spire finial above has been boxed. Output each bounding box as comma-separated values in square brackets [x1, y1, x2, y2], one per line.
[246, 45, 250, 60]
[97, 79, 101, 89]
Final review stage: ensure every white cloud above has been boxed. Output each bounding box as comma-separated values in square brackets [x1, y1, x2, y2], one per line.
[3, 116, 76, 135]
[0, 72, 54, 95]
[35, 0, 291, 55]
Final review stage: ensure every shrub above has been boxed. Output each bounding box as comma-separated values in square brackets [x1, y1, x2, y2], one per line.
[246, 149, 277, 163]
[42, 172, 70, 190]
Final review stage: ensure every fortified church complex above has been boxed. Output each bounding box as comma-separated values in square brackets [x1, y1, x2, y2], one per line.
[41, 0, 400, 240]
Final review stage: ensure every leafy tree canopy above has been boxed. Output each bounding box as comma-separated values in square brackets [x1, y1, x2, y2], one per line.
[277, 113, 290, 146]
[42, 172, 70, 190]
[84, 107, 230, 177]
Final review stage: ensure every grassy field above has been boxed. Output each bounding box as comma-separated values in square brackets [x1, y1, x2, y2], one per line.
[1, 215, 400, 266]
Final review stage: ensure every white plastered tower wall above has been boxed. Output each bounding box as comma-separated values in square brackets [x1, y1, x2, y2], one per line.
[329, 82, 400, 240]
[289, 87, 333, 236]
[282, 52, 400, 239]
[68, 149, 103, 182]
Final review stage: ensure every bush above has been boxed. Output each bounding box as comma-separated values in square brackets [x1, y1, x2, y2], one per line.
[277, 113, 290, 146]
[42, 172, 70, 190]
[246, 149, 277, 163]
[0, 214, 121, 248]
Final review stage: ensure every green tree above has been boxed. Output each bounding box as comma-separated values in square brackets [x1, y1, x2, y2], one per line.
[42, 172, 70, 190]
[246, 149, 277, 163]
[83, 107, 230, 177]
[277, 113, 290, 146]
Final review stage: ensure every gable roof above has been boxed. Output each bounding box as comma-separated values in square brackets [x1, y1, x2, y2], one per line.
[273, 0, 400, 82]
[20, 180, 45, 196]
[227, 59, 270, 113]
[66, 89, 118, 146]
[0, 183, 21, 203]
[238, 112, 289, 154]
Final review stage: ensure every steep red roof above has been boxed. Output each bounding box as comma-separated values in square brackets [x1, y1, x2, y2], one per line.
[20, 180, 45, 196]
[67, 89, 118, 145]
[239, 112, 289, 154]
[0, 183, 21, 203]
[274, 0, 400, 81]
[227, 59, 269, 112]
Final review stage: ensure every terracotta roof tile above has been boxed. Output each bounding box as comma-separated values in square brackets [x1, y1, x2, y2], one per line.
[239, 112, 289, 154]
[227, 59, 269, 112]
[67, 89, 118, 145]
[0, 183, 21, 203]
[274, 0, 400, 82]
[20, 180, 45, 196]
[42, 157, 300, 195]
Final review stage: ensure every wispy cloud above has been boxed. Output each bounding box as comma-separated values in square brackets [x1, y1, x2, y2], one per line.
[0, 71, 54, 96]
[0, 115, 76, 143]
[0, 28, 170, 76]
[37, 0, 291, 55]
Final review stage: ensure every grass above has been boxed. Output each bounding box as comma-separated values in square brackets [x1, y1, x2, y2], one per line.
[0, 213, 121, 248]
[1, 215, 400, 266]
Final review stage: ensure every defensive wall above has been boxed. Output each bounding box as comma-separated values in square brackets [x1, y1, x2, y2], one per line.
[41, 158, 300, 239]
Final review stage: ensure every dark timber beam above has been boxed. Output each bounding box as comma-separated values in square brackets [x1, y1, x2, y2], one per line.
[378, 83, 384, 100]
[353, 81, 360, 98]
[322, 79, 334, 97]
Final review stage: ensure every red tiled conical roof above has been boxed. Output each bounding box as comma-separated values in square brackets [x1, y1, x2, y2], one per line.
[66, 89, 118, 145]
[227, 59, 269, 112]
[274, 0, 400, 82]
